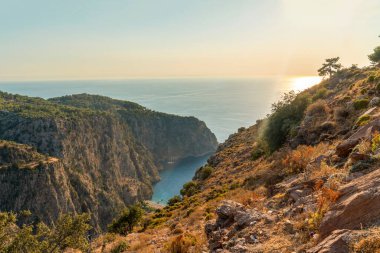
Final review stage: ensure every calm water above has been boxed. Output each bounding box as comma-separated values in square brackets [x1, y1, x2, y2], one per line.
[151, 155, 210, 204]
[0, 77, 319, 204]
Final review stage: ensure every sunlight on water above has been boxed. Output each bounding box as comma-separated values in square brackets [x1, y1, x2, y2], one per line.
[288, 76, 322, 92]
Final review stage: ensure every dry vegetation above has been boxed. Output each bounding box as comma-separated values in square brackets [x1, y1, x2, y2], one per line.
[94, 66, 380, 252]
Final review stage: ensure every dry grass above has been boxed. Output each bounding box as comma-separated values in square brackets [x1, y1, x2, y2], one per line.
[163, 233, 203, 253]
[282, 145, 326, 175]
[306, 162, 344, 185]
[354, 231, 380, 253]
[306, 100, 329, 117]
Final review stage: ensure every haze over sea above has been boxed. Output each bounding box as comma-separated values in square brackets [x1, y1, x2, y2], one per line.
[0, 77, 320, 204]
[0, 77, 319, 142]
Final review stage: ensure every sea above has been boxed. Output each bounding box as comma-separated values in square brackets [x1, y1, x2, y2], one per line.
[0, 76, 320, 204]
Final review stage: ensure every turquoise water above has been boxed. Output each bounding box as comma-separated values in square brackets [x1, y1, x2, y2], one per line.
[151, 155, 210, 205]
[0, 77, 318, 204]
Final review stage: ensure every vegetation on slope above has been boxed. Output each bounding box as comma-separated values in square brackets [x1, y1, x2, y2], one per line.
[92, 44, 380, 252]
[0, 212, 91, 252]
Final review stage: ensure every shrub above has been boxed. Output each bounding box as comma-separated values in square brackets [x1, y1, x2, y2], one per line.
[354, 233, 380, 253]
[180, 181, 199, 197]
[334, 107, 350, 121]
[167, 195, 182, 206]
[353, 99, 369, 110]
[108, 204, 143, 235]
[251, 148, 265, 161]
[194, 166, 213, 180]
[263, 91, 310, 152]
[305, 100, 328, 117]
[0, 212, 91, 253]
[372, 132, 380, 153]
[165, 234, 197, 253]
[110, 241, 128, 253]
[356, 115, 371, 127]
[282, 145, 316, 175]
[368, 75, 376, 83]
[368, 46, 380, 65]
[244, 175, 260, 189]
[312, 88, 329, 101]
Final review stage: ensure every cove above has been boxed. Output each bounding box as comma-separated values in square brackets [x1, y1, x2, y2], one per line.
[151, 154, 210, 205]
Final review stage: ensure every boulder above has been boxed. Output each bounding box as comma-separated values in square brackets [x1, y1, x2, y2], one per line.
[206, 200, 266, 251]
[234, 209, 262, 227]
[319, 169, 380, 239]
[349, 152, 370, 163]
[369, 97, 380, 107]
[216, 200, 243, 218]
[308, 229, 351, 253]
[336, 139, 360, 157]
[336, 118, 380, 157]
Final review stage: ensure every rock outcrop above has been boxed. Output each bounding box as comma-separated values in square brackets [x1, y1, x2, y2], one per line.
[308, 229, 353, 253]
[319, 168, 380, 239]
[205, 200, 271, 252]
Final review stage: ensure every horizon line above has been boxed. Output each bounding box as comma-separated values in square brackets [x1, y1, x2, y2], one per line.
[0, 74, 320, 83]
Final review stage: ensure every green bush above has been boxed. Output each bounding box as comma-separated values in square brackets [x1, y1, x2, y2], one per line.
[251, 147, 265, 161]
[194, 166, 213, 180]
[167, 195, 182, 206]
[368, 46, 380, 65]
[180, 181, 199, 197]
[0, 212, 91, 252]
[262, 91, 310, 152]
[356, 115, 371, 126]
[108, 204, 143, 235]
[353, 99, 369, 110]
[312, 88, 329, 101]
[368, 75, 376, 83]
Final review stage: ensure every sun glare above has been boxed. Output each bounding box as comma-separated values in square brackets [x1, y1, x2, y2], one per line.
[290, 76, 322, 91]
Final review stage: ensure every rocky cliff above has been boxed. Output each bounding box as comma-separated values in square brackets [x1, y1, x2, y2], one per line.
[0, 92, 217, 231]
[50, 94, 218, 167]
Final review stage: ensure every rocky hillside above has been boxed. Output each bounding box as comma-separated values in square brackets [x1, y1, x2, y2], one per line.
[50, 94, 218, 167]
[0, 92, 217, 232]
[106, 65, 380, 252]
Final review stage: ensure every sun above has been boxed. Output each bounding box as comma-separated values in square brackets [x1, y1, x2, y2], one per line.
[290, 76, 322, 91]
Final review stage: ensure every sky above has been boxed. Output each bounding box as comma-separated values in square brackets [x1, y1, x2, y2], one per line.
[0, 0, 379, 81]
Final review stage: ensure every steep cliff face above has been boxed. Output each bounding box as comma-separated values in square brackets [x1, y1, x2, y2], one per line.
[0, 92, 217, 231]
[50, 94, 218, 166]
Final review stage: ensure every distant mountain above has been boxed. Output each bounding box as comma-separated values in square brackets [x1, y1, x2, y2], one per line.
[0, 92, 217, 232]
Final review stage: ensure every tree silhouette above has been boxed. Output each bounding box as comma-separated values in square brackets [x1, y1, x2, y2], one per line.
[318, 57, 342, 78]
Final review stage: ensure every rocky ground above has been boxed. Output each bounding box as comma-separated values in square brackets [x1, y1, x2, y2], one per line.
[95, 66, 380, 252]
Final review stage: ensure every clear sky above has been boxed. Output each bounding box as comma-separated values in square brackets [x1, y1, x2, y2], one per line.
[1, 0, 379, 81]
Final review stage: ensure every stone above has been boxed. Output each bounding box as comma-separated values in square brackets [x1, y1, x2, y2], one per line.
[349, 152, 370, 163]
[336, 118, 380, 157]
[308, 229, 351, 253]
[319, 169, 380, 239]
[234, 209, 262, 227]
[205, 221, 217, 235]
[369, 97, 380, 107]
[216, 200, 243, 218]
[336, 139, 359, 157]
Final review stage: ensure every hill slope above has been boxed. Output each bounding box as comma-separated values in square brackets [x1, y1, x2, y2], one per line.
[112, 66, 380, 252]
